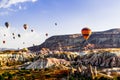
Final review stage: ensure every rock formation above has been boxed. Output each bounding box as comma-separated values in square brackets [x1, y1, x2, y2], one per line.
[26, 58, 70, 69]
[75, 50, 120, 68]
[0, 51, 36, 67]
[28, 28, 120, 52]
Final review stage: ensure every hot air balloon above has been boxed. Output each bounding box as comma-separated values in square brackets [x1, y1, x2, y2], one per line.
[13, 37, 15, 39]
[23, 42, 25, 44]
[55, 22, 57, 26]
[23, 24, 28, 30]
[3, 41, 5, 44]
[18, 34, 21, 37]
[5, 22, 9, 28]
[31, 29, 33, 32]
[4, 34, 6, 37]
[81, 27, 92, 40]
[12, 33, 14, 36]
[46, 33, 48, 37]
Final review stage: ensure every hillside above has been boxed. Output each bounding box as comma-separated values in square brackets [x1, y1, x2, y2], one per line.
[19, 48, 120, 79]
[28, 28, 120, 52]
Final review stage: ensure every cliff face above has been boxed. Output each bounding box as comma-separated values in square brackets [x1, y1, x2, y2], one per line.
[77, 52, 120, 68]
[26, 58, 70, 69]
[25, 49, 120, 70]
[28, 28, 120, 52]
[0, 52, 36, 68]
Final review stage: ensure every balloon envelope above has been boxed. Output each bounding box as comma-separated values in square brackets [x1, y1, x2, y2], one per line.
[5, 22, 9, 28]
[4, 34, 6, 36]
[18, 34, 21, 37]
[3, 41, 5, 44]
[23, 42, 25, 44]
[13, 37, 15, 39]
[23, 24, 28, 30]
[46, 33, 48, 36]
[12, 33, 15, 36]
[81, 27, 92, 40]
[31, 29, 33, 32]
[55, 23, 57, 26]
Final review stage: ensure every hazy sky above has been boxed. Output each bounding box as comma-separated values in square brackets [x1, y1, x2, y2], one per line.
[0, 0, 120, 49]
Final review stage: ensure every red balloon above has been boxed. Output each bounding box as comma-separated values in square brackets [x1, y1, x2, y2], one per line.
[3, 41, 5, 44]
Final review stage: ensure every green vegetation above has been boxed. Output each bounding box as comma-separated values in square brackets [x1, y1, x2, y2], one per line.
[0, 68, 119, 80]
[0, 75, 5, 80]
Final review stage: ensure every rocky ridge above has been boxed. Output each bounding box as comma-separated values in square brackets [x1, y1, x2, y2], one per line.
[25, 49, 120, 68]
[22, 49, 120, 79]
[0, 51, 36, 67]
[76, 51, 120, 68]
[28, 28, 120, 52]
[26, 58, 70, 69]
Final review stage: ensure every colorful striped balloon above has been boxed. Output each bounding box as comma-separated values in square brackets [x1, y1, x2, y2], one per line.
[81, 27, 92, 40]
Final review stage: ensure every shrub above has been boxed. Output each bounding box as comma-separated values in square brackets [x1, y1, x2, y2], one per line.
[2, 72, 13, 80]
[21, 68, 26, 70]
[34, 68, 39, 71]
[117, 76, 120, 80]
[69, 76, 74, 80]
[44, 68, 49, 71]
[98, 76, 109, 80]
[19, 76, 26, 80]
[0, 75, 4, 80]
[2, 72, 10, 77]
[31, 75, 35, 80]
[45, 74, 51, 78]
[23, 70, 30, 74]
[8, 73, 13, 80]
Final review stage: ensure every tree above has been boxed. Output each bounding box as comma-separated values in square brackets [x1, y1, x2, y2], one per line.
[0, 75, 5, 80]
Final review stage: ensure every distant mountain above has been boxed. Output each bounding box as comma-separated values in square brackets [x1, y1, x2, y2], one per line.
[0, 48, 16, 51]
[28, 28, 120, 52]
[102, 28, 120, 33]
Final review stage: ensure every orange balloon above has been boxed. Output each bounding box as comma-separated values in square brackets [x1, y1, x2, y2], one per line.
[81, 27, 92, 40]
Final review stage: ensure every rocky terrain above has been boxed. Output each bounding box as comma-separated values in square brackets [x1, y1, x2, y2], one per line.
[0, 50, 36, 69]
[78, 51, 120, 68]
[0, 47, 120, 79]
[29, 28, 120, 52]
[17, 48, 119, 79]
[25, 48, 120, 68]
[1, 28, 120, 79]
[26, 58, 70, 69]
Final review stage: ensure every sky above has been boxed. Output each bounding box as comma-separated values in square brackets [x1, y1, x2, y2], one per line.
[0, 0, 120, 49]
